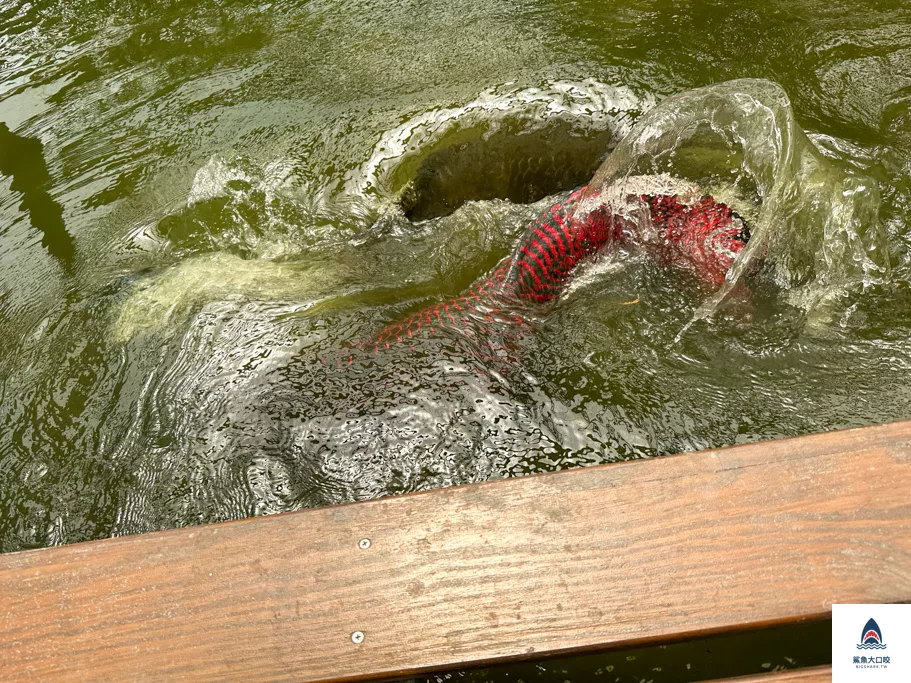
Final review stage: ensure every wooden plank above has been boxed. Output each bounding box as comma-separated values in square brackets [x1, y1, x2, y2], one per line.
[1, 422, 909, 682]
[705, 665, 832, 682]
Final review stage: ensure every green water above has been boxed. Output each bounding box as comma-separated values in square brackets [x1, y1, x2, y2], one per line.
[0, 2, 909, 670]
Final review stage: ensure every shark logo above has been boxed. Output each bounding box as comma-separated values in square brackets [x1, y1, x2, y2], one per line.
[857, 618, 887, 650]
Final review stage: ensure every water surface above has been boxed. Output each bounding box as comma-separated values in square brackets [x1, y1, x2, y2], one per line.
[0, 0, 909, 636]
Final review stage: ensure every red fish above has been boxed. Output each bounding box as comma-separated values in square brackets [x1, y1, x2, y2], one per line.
[365, 181, 749, 354]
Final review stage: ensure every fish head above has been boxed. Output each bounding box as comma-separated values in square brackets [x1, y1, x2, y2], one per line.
[644, 194, 750, 287]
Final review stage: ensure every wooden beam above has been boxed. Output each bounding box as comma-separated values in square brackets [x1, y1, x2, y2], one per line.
[1, 421, 909, 682]
[706, 665, 832, 683]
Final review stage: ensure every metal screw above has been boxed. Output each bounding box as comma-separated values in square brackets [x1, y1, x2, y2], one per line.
[351, 631, 365, 644]
[358, 538, 371, 550]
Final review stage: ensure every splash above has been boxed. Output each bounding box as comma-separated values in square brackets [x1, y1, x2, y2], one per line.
[113, 156, 371, 341]
[112, 79, 654, 342]
[347, 80, 655, 208]
[584, 79, 889, 324]
[166, 154, 357, 258]
[101, 80, 902, 534]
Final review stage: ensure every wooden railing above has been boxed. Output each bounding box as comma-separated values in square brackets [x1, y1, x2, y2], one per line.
[1, 421, 909, 681]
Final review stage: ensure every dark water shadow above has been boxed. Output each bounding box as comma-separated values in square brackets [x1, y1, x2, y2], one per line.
[0, 121, 74, 265]
[415, 618, 832, 683]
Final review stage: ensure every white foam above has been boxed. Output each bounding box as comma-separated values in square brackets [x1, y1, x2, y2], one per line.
[347, 79, 655, 202]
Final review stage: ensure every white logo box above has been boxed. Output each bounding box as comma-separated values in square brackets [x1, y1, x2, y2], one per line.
[833, 604, 910, 682]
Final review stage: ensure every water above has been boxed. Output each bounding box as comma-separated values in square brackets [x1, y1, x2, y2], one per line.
[1, 0, 910, 674]
[428, 619, 833, 683]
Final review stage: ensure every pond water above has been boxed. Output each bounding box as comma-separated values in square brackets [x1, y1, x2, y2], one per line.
[0, 0, 909, 673]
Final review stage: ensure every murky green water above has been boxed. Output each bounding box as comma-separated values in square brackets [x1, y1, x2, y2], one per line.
[1, 0, 909, 664]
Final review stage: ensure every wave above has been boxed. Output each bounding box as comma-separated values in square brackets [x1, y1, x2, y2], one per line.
[584, 79, 890, 327]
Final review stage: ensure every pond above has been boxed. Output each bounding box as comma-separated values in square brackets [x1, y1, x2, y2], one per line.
[1, 0, 909, 677]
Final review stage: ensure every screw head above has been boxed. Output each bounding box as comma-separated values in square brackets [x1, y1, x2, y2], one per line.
[351, 631, 365, 644]
[358, 538, 371, 550]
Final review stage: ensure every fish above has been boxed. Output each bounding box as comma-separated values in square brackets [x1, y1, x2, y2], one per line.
[361, 174, 750, 356]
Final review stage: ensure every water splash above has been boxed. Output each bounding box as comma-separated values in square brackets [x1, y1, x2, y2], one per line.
[164, 154, 359, 259]
[101, 79, 903, 535]
[584, 79, 889, 329]
[347, 80, 655, 208]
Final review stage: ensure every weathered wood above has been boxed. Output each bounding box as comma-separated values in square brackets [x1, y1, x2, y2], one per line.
[1, 421, 909, 682]
[706, 665, 832, 682]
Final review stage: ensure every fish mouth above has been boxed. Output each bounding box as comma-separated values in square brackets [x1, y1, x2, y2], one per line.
[730, 210, 751, 244]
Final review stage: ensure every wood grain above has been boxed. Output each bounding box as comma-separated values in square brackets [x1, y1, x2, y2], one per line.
[706, 665, 832, 682]
[1, 422, 909, 682]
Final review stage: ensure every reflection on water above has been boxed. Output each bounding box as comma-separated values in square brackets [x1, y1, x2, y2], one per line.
[0, 122, 73, 264]
[0, 6, 910, 680]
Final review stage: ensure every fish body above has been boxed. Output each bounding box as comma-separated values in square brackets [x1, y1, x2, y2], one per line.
[367, 176, 749, 352]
